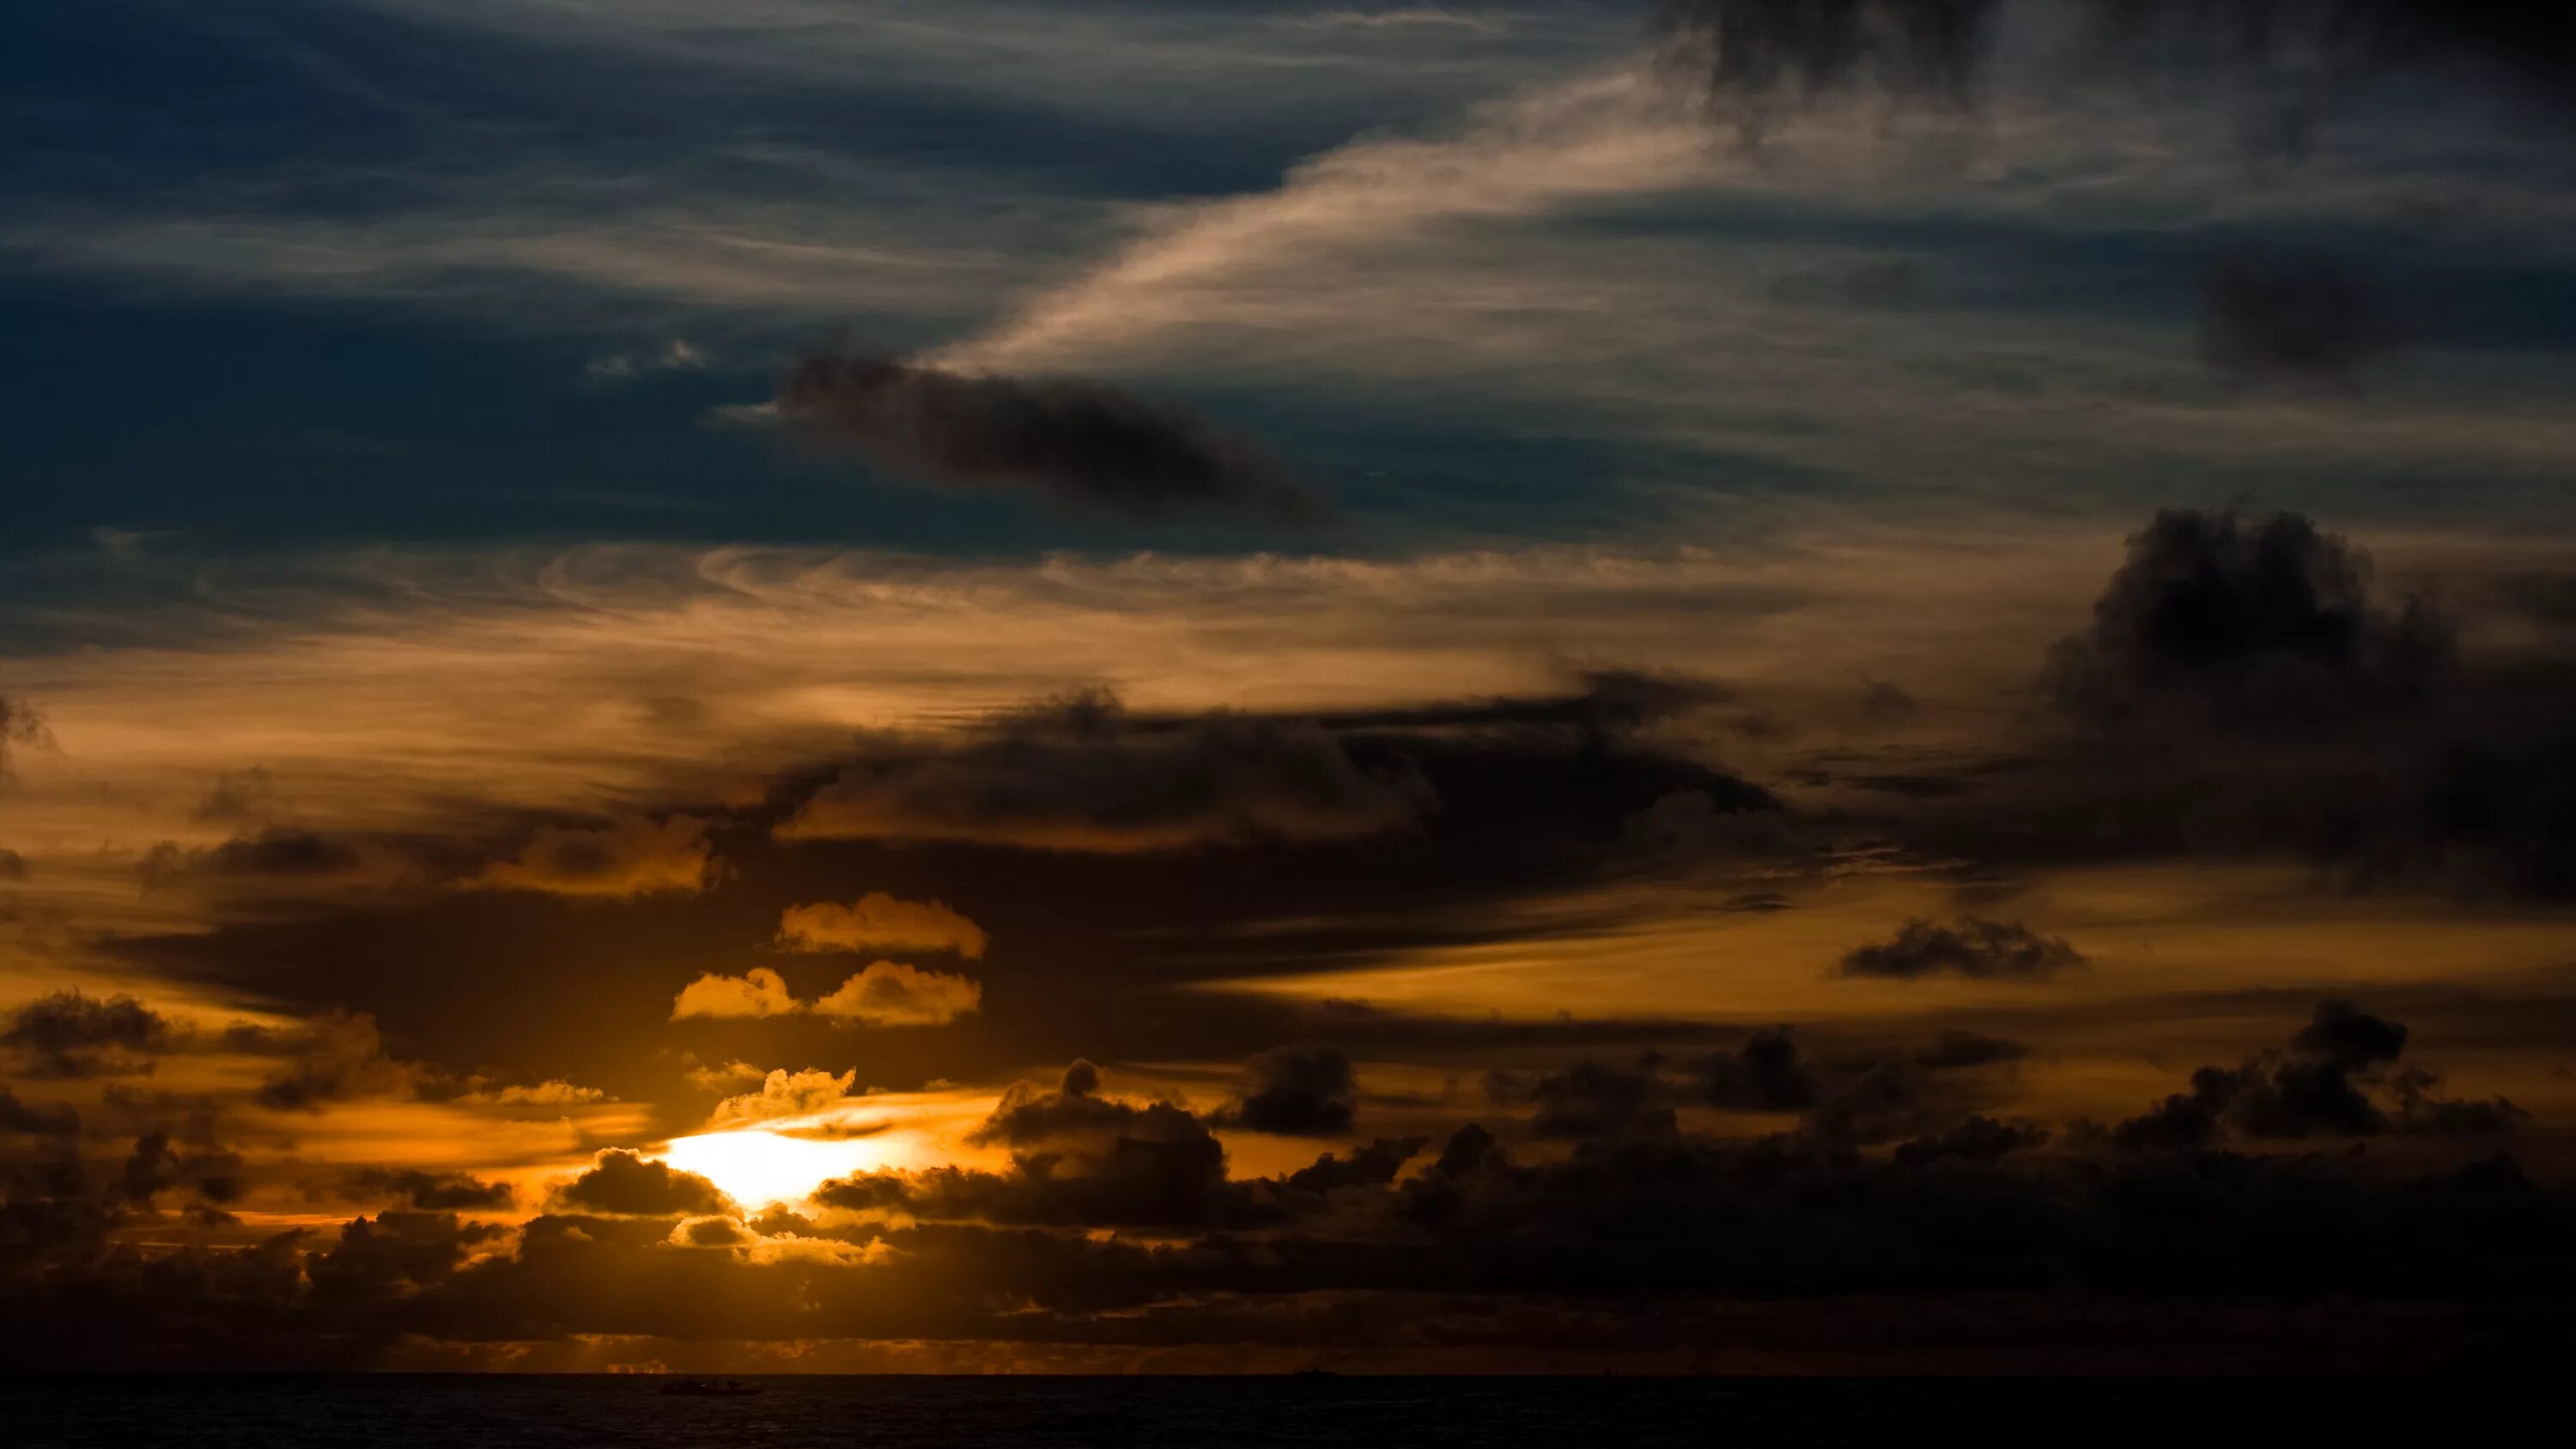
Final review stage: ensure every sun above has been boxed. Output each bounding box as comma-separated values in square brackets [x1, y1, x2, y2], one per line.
[656, 1129, 901, 1210]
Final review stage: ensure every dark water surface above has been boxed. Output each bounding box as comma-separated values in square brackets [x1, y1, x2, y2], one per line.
[1, 1374, 2539, 1447]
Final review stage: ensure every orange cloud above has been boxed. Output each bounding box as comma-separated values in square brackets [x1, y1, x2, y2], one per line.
[671, 968, 798, 1021]
[708, 1068, 859, 1127]
[777, 893, 990, 960]
[811, 961, 982, 1028]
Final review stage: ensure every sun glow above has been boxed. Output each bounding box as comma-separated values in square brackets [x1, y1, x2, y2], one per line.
[656, 1130, 901, 1210]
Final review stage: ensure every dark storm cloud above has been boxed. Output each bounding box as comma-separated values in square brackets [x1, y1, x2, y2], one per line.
[781, 691, 1432, 852]
[2199, 252, 2404, 386]
[776, 351, 1319, 520]
[0, 1086, 80, 1137]
[1837, 917, 2086, 980]
[1486, 1057, 1679, 1140]
[1281, 1136, 1427, 1194]
[2109, 999, 2524, 1148]
[1890, 506, 2576, 899]
[833, 1062, 1267, 1228]
[1216, 1045, 1358, 1137]
[1698, 1028, 1818, 1111]
[1655, 1, 2576, 130]
[1, 991, 177, 1080]
[554, 1149, 730, 1216]
[339, 1168, 515, 1212]
[2044, 508, 2451, 732]
[1913, 1028, 2029, 1070]
[1890, 1114, 2048, 1167]
[246, 1013, 422, 1113]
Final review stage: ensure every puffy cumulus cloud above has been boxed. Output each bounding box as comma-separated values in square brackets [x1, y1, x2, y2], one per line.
[775, 351, 1320, 521]
[811, 961, 981, 1028]
[1836, 918, 2087, 981]
[471, 814, 715, 900]
[671, 964, 981, 1028]
[707, 1068, 858, 1128]
[2109, 1000, 2525, 1149]
[1214, 1045, 1358, 1137]
[339, 1168, 515, 1212]
[777, 893, 989, 960]
[2200, 252, 2404, 386]
[778, 690, 1431, 852]
[671, 967, 799, 1022]
[1, 991, 177, 1079]
[823, 1064, 1258, 1229]
[552, 1149, 732, 1216]
[2043, 508, 2451, 733]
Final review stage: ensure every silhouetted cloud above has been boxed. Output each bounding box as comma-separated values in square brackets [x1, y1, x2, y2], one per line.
[1, 991, 177, 1079]
[1218, 1045, 1358, 1136]
[1838, 918, 2086, 980]
[554, 1149, 730, 1216]
[780, 691, 1431, 852]
[1698, 1029, 1819, 1111]
[778, 351, 1320, 519]
[1487, 1057, 1679, 1139]
[2111, 999, 2524, 1147]
[1656, 1, 2576, 134]
[341, 1168, 515, 1212]
[1914, 1029, 2030, 1070]
[2044, 508, 2451, 731]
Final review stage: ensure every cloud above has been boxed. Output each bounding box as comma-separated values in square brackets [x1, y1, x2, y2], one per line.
[2111, 999, 2525, 1148]
[1, 991, 177, 1079]
[1889, 1115, 2048, 1167]
[250, 1012, 424, 1112]
[777, 893, 990, 960]
[341, 1168, 515, 1212]
[707, 1068, 858, 1127]
[2199, 252, 2403, 385]
[0, 695, 51, 780]
[811, 961, 982, 1028]
[1698, 1029, 1819, 1112]
[1486, 1057, 1678, 1140]
[2043, 508, 2452, 732]
[0, 1086, 80, 1137]
[1836, 918, 2087, 980]
[671, 968, 799, 1022]
[779, 691, 1431, 852]
[471, 814, 716, 900]
[671, 964, 981, 1028]
[776, 351, 1319, 520]
[554, 1149, 731, 1216]
[1656, 1, 2576, 135]
[1216, 1046, 1358, 1137]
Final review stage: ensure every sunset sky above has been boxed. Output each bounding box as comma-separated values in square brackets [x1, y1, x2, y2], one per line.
[4, 0, 2574, 1373]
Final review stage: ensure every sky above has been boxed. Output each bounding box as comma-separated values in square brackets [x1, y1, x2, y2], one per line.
[3, 0, 2575, 1374]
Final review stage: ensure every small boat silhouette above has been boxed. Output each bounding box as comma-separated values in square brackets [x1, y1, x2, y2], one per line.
[658, 1378, 761, 1397]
